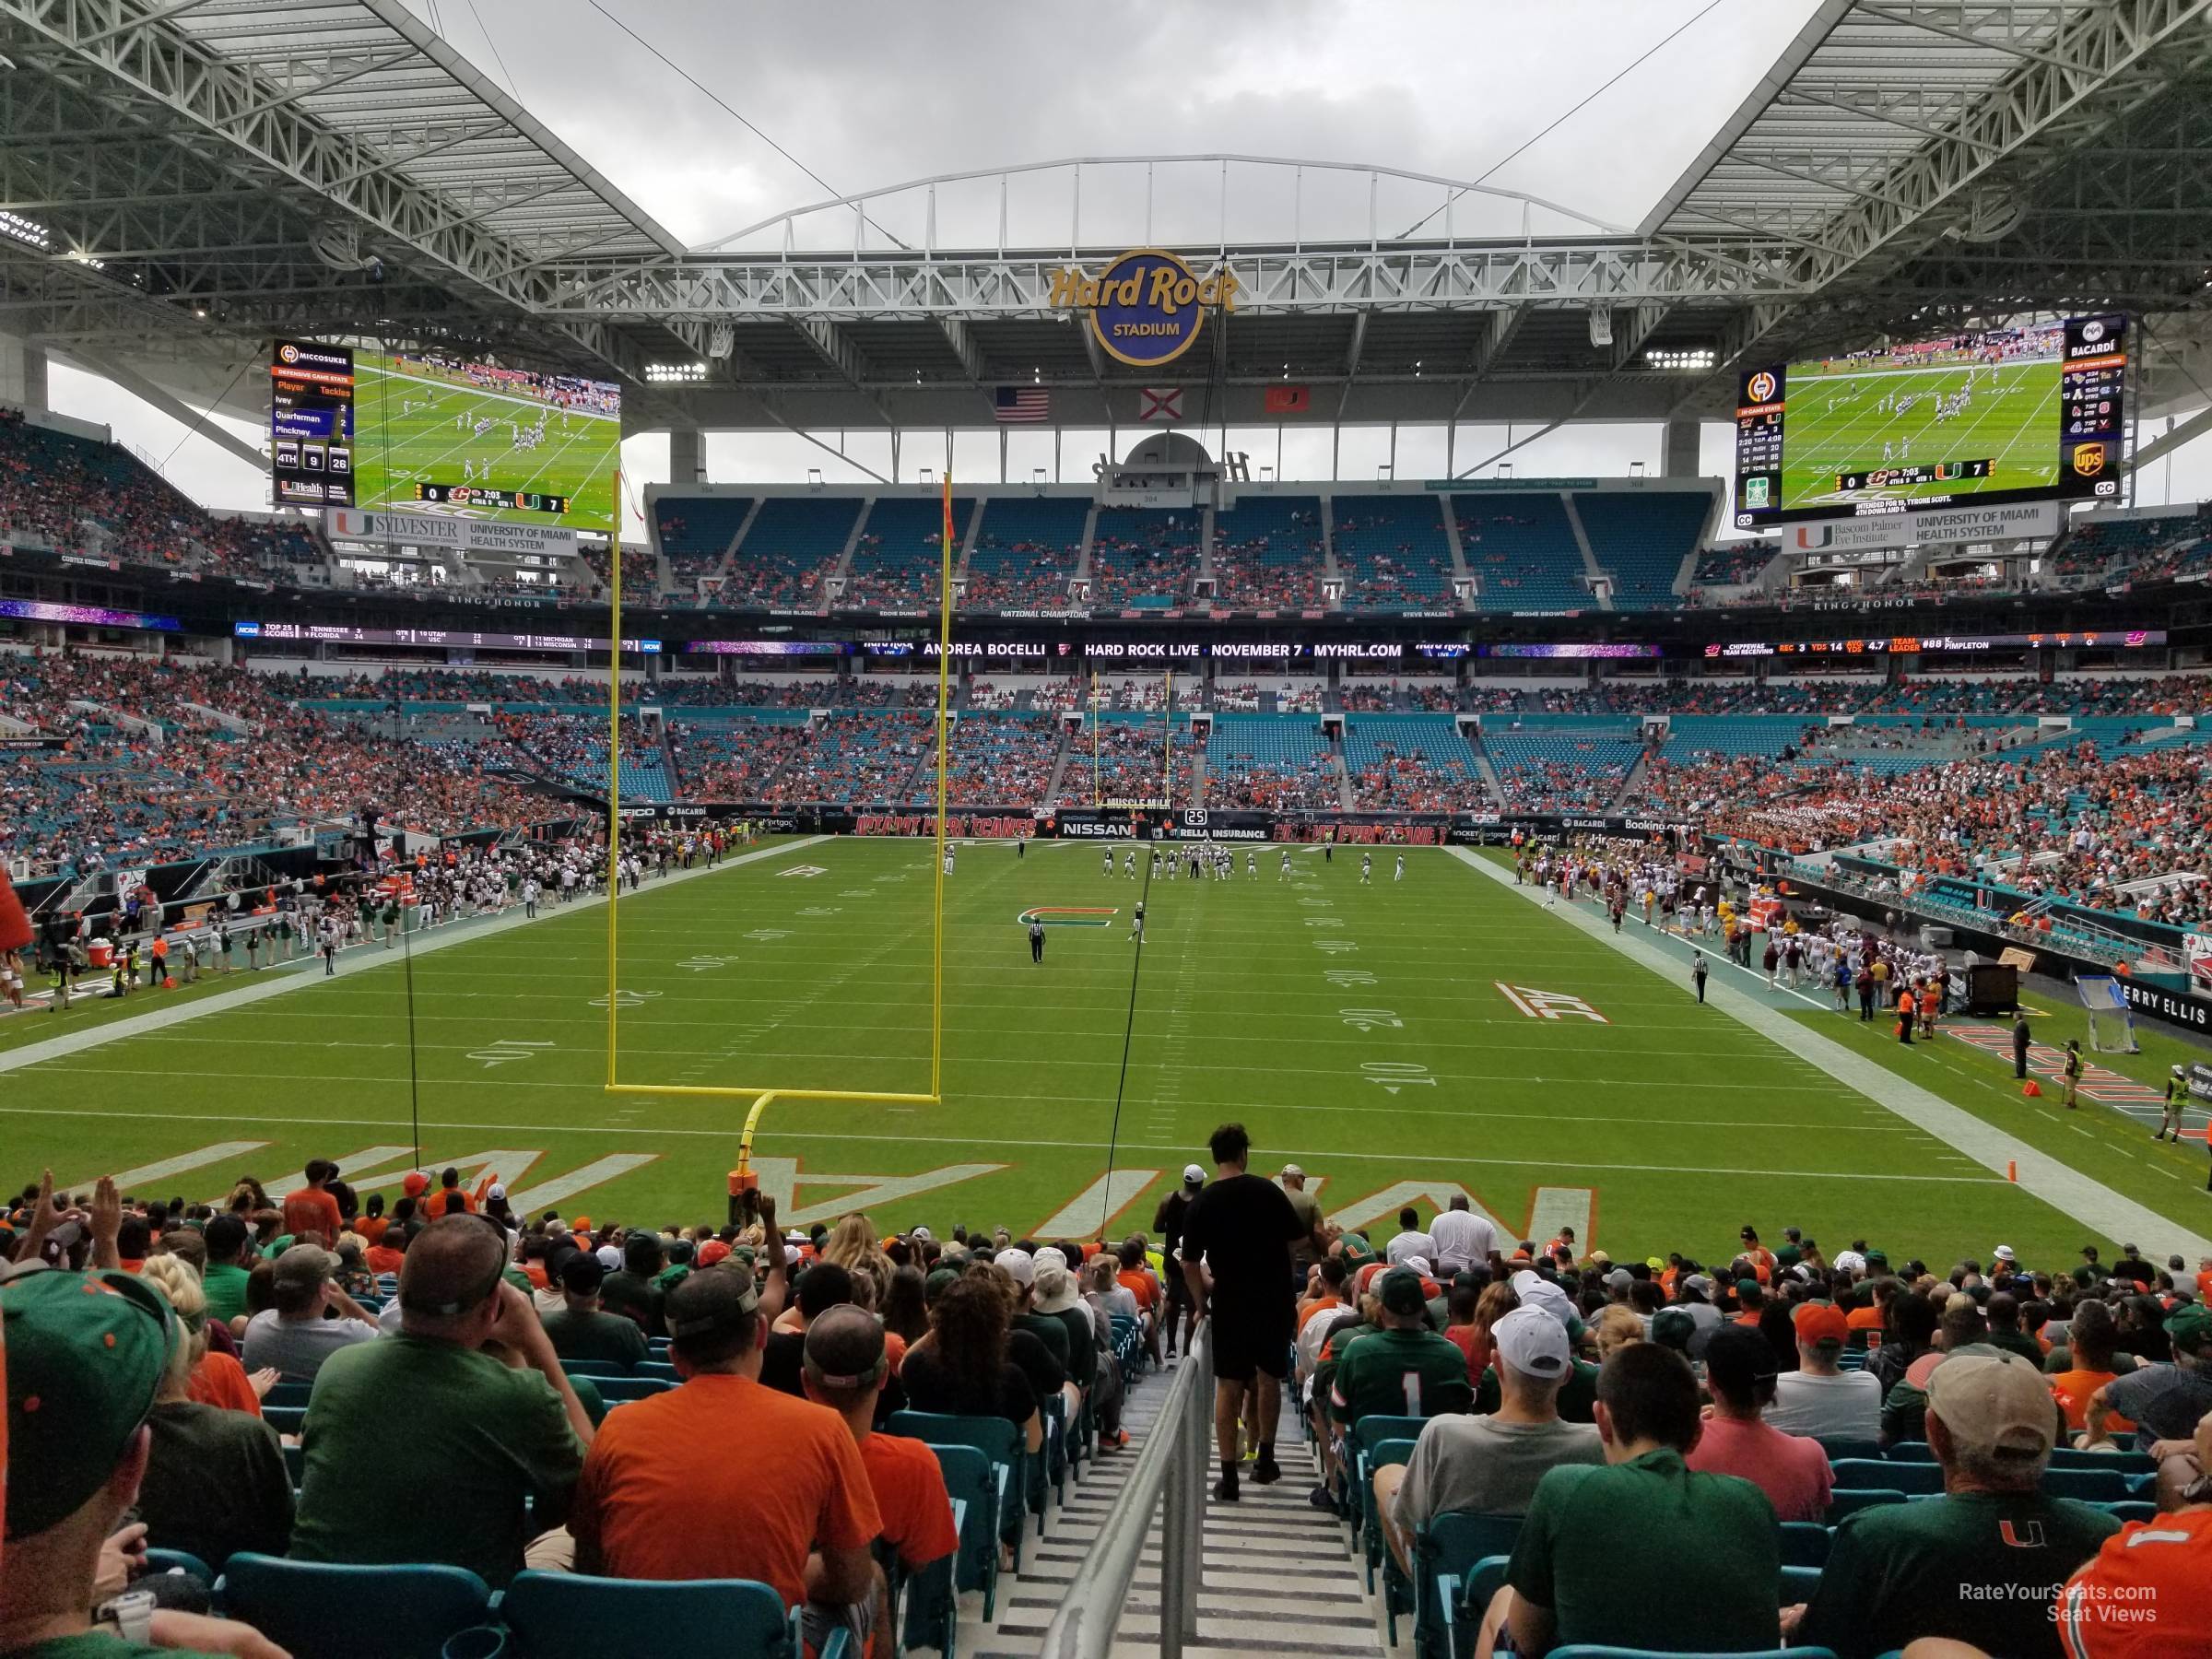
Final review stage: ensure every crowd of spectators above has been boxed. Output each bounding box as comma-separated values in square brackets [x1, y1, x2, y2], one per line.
[1056, 720, 1187, 806]
[1206, 750, 1338, 811]
[922, 715, 1062, 806]
[0, 408, 285, 582]
[579, 546, 659, 602]
[1346, 744, 1492, 813]
[760, 712, 931, 804]
[4, 1058, 2209, 1659]
[1087, 513, 1201, 609]
[1691, 545, 1774, 588]
[668, 718, 811, 799]
[1208, 507, 1326, 611]
[1707, 739, 2212, 926]
[1, 652, 562, 877]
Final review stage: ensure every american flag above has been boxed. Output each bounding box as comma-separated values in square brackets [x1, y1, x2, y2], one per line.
[994, 386, 1050, 423]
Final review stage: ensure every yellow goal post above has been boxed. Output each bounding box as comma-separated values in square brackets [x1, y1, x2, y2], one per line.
[601, 470, 953, 1198]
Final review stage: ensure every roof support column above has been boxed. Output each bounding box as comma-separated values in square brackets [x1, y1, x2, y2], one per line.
[0, 335, 50, 416]
[668, 427, 704, 487]
[1663, 417, 1700, 479]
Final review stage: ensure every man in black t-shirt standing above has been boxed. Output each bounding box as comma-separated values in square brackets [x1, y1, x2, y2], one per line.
[1153, 1164, 1205, 1360]
[1180, 1123, 1303, 1501]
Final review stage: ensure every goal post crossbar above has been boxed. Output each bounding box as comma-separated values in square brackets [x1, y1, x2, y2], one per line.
[600, 471, 954, 1165]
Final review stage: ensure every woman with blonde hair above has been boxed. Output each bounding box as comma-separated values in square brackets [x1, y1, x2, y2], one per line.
[140, 1253, 276, 1415]
[135, 1265, 294, 1567]
[1589, 1303, 1645, 1360]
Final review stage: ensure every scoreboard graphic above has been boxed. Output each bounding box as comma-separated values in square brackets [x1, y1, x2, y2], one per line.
[1733, 314, 2126, 532]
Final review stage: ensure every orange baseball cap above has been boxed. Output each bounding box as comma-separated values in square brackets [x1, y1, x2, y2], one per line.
[1793, 1302, 1850, 1347]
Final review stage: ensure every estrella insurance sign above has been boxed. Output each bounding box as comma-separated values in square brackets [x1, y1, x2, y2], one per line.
[1048, 248, 1240, 368]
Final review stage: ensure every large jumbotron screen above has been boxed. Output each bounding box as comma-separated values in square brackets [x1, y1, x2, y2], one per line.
[270, 341, 622, 533]
[1730, 314, 2126, 531]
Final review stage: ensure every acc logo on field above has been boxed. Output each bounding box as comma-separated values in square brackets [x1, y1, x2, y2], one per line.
[2071, 442, 2106, 477]
[1746, 371, 1778, 404]
[1049, 249, 1239, 369]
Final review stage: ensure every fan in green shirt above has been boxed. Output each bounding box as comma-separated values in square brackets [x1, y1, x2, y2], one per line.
[197, 1213, 255, 1325]
[1329, 1269, 1474, 1425]
[539, 1253, 649, 1368]
[1790, 1347, 2118, 1659]
[288, 1216, 594, 1589]
[1504, 1344, 1780, 1657]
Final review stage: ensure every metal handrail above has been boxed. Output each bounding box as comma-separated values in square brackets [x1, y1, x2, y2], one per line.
[1039, 1321, 1212, 1659]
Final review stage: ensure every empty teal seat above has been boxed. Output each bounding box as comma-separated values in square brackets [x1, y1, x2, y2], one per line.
[220, 1554, 490, 1659]
[497, 1570, 833, 1658]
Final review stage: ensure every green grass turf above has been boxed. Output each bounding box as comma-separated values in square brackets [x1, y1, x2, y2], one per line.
[4, 839, 2205, 1266]
[1779, 354, 2061, 511]
[350, 354, 618, 534]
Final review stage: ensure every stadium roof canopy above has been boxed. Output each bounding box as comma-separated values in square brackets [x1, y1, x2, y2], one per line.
[2, 0, 2210, 455]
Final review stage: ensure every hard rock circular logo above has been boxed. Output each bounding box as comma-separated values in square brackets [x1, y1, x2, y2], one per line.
[1053, 249, 1239, 370]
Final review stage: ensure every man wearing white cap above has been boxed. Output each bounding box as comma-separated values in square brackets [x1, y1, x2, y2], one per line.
[1278, 1164, 1324, 1291]
[1376, 1305, 1601, 1578]
[1511, 1270, 1582, 1340]
[1788, 1347, 2118, 1658]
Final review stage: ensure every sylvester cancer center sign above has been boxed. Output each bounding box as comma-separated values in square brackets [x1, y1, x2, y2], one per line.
[1049, 249, 1240, 368]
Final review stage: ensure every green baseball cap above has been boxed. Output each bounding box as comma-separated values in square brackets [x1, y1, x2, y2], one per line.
[2167, 1303, 2212, 1358]
[1650, 1307, 1697, 1352]
[4, 1270, 174, 1539]
[1378, 1268, 1428, 1318]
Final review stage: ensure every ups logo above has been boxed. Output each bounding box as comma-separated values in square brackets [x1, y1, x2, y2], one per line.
[2071, 442, 2106, 477]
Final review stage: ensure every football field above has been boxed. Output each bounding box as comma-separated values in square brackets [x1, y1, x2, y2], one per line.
[350, 355, 619, 533]
[1780, 356, 2062, 511]
[4, 840, 2206, 1265]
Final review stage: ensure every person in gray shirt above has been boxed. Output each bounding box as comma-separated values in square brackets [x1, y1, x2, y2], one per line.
[241, 1243, 381, 1382]
[1376, 1306, 1604, 1576]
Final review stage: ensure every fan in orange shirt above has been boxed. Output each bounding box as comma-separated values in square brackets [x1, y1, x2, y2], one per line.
[2056, 1408, 2212, 1659]
[2046, 1302, 2135, 1435]
[571, 1265, 882, 1652]
[803, 1305, 958, 1653]
[280, 1158, 345, 1247]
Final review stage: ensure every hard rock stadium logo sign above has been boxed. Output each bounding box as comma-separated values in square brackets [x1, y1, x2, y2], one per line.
[1048, 248, 1241, 369]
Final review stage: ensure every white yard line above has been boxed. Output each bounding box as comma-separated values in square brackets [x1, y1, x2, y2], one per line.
[0, 1103, 2002, 1183]
[1448, 846, 2212, 1256]
[0, 837, 829, 1076]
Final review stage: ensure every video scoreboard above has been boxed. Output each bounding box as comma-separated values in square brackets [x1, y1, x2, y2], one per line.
[269, 339, 355, 508]
[1732, 314, 2127, 532]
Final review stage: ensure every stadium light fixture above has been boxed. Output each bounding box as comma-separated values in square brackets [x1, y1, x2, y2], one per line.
[643, 361, 707, 383]
[0, 211, 50, 251]
[1643, 347, 1716, 371]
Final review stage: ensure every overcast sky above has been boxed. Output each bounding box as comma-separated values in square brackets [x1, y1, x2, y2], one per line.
[39, 0, 2212, 534]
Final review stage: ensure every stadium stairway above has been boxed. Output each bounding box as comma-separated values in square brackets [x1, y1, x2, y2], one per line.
[1559, 493, 1612, 610]
[977, 1368, 1394, 1659]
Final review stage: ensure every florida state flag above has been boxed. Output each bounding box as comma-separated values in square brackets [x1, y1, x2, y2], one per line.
[0, 869, 30, 954]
